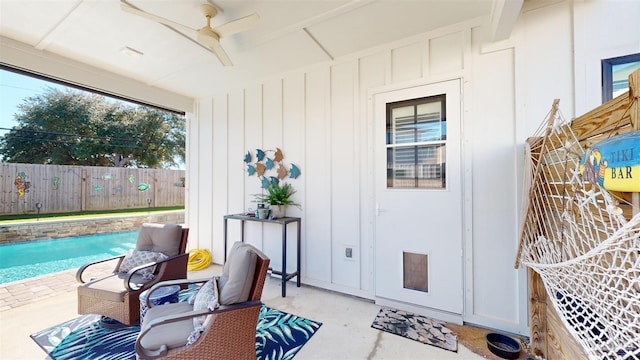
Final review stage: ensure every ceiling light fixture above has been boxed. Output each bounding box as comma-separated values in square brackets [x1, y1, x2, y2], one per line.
[121, 46, 144, 58]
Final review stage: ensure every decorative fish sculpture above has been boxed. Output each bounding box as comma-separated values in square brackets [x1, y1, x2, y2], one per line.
[269, 176, 279, 185]
[261, 177, 270, 188]
[273, 148, 284, 162]
[266, 158, 274, 170]
[138, 183, 150, 192]
[256, 162, 267, 176]
[247, 164, 256, 176]
[277, 164, 288, 179]
[290, 163, 301, 179]
[102, 173, 113, 181]
[256, 149, 265, 161]
[244, 151, 252, 163]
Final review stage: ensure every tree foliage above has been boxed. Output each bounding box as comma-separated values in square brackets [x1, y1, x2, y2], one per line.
[0, 88, 185, 168]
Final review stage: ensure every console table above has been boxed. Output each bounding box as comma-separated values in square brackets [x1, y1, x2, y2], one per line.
[223, 214, 301, 297]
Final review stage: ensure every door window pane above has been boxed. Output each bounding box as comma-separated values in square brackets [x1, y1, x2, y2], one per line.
[386, 95, 446, 189]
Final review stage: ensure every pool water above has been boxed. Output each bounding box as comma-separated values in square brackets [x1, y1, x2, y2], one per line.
[0, 231, 138, 284]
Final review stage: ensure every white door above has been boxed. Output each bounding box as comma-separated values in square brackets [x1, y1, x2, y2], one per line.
[374, 79, 463, 317]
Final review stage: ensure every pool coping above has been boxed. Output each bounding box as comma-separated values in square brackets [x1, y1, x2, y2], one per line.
[0, 210, 185, 244]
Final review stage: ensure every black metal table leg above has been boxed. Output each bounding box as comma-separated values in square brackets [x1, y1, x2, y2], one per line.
[223, 217, 228, 263]
[296, 220, 301, 287]
[282, 221, 287, 297]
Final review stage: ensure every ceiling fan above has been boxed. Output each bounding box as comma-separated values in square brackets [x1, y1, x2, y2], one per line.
[120, 1, 259, 66]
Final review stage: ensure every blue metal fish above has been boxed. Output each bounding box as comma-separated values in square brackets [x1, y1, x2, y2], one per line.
[138, 183, 150, 192]
[244, 151, 252, 163]
[290, 163, 301, 179]
[256, 149, 265, 161]
[247, 164, 256, 176]
[261, 177, 270, 188]
[266, 157, 274, 170]
[269, 176, 279, 185]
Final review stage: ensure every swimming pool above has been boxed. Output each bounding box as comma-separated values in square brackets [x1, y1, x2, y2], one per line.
[0, 231, 138, 284]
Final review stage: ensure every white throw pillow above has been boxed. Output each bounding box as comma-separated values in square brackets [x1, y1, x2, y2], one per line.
[119, 250, 168, 279]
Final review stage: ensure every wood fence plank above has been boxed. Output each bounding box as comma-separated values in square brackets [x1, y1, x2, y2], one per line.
[0, 163, 184, 214]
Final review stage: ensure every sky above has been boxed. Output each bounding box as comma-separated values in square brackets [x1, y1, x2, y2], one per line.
[0, 69, 68, 136]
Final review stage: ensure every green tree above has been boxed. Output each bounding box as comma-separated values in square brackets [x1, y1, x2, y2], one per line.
[0, 88, 185, 168]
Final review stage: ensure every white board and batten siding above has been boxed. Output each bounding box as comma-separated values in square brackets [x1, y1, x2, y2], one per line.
[186, 0, 639, 336]
[187, 15, 529, 335]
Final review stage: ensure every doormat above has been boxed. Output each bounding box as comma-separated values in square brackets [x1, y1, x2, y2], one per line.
[371, 307, 457, 352]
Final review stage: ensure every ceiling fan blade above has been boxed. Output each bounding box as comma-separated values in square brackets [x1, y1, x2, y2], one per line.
[208, 39, 233, 66]
[213, 13, 259, 38]
[120, 0, 196, 34]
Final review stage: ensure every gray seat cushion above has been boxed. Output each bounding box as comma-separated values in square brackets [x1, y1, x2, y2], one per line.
[136, 223, 183, 256]
[218, 242, 258, 305]
[78, 273, 148, 302]
[140, 302, 195, 350]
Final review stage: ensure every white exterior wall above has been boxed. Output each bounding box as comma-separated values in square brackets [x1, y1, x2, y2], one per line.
[186, 0, 639, 334]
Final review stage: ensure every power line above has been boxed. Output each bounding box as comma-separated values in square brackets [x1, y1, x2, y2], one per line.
[0, 127, 181, 147]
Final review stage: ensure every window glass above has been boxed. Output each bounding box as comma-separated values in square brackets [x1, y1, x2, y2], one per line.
[386, 95, 446, 189]
[602, 53, 640, 102]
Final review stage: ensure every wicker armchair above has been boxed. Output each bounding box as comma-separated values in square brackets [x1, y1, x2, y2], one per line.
[76, 223, 189, 326]
[135, 242, 270, 360]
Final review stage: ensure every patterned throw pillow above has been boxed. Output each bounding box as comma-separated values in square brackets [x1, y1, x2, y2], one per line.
[192, 277, 220, 328]
[119, 250, 168, 279]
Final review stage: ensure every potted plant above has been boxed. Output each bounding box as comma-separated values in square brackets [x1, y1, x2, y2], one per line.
[256, 182, 301, 218]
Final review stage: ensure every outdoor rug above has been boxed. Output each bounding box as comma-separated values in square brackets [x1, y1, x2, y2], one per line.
[31, 287, 321, 360]
[371, 307, 457, 352]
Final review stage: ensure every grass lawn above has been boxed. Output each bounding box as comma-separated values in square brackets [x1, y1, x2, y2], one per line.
[0, 206, 184, 223]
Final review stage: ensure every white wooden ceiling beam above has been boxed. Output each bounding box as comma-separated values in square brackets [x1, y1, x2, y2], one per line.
[488, 0, 523, 42]
[35, 0, 85, 50]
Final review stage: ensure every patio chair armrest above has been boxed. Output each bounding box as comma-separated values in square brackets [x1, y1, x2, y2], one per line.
[75, 254, 125, 283]
[142, 300, 261, 332]
[136, 344, 168, 360]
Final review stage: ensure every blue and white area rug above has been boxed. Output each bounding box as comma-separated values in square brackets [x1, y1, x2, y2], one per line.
[31, 289, 321, 360]
[371, 307, 457, 352]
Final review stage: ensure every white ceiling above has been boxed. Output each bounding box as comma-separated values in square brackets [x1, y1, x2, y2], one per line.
[0, 0, 520, 99]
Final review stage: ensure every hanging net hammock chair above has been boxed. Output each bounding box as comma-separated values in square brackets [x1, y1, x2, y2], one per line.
[515, 100, 640, 359]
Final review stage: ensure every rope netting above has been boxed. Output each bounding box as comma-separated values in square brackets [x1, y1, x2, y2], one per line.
[517, 105, 640, 359]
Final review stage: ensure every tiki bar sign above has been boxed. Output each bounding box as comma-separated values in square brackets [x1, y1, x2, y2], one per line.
[580, 131, 640, 192]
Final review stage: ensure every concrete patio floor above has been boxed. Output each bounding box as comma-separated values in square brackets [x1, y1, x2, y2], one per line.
[0, 265, 489, 359]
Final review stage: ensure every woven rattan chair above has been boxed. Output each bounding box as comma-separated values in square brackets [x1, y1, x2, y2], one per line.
[76, 223, 189, 326]
[135, 242, 270, 360]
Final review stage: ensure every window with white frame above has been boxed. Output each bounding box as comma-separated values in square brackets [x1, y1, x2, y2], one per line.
[386, 95, 446, 189]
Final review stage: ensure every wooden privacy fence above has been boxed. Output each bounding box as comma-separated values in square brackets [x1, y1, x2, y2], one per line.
[0, 163, 185, 215]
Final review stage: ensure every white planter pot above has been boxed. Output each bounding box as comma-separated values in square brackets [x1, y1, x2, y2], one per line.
[269, 205, 286, 218]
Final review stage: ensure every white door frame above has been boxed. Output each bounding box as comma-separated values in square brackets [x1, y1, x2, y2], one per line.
[369, 78, 466, 324]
